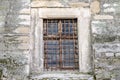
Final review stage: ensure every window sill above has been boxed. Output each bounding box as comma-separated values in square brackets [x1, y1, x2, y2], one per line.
[30, 72, 93, 80]
[43, 70, 79, 74]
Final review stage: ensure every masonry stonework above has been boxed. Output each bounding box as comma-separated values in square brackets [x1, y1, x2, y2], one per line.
[0, 0, 120, 80]
[0, 0, 30, 80]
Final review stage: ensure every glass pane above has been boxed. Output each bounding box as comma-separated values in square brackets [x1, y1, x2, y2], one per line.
[62, 40, 75, 67]
[48, 23, 58, 35]
[62, 23, 73, 35]
[45, 40, 59, 67]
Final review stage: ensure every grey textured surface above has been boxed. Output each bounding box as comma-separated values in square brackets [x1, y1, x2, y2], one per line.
[0, 0, 30, 80]
[0, 0, 120, 80]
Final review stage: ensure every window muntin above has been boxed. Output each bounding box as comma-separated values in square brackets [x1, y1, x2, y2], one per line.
[43, 19, 79, 71]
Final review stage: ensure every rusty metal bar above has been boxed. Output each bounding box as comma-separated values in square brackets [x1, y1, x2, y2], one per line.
[43, 19, 78, 71]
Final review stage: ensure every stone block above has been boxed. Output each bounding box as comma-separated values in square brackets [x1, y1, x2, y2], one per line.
[90, 0, 100, 14]
[95, 52, 106, 58]
[0, 27, 4, 33]
[112, 60, 120, 69]
[115, 53, 120, 57]
[14, 27, 30, 34]
[93, 43, 120, 53]
[94, 58, 118, 69]
[16, 36, 29, 43]
[19, 20, 30, 26]
[95, 70, 111, 80]
[94, 15, 114, 20]
[105, 53, 114, 57]
[69, 2, 89, 7]
[91, 21, 107, 35]
[31, 1, 64, 8]
[19, 8, 30, 15]
[104, 7, 115, 13]
[0, 16, 5, 22]
[0, 6, 7, 10]
[95, 52, 102, 58]
[18, 15, 30, 21]
[18, 43, 29, 50]
[0, 22, 5, 27]
[115, 6, 120, 13]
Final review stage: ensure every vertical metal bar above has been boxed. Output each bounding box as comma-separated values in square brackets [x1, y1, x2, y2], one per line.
[46, 19, 48, 70]
[75, 19, 79, 70]
[56, 20, 59, 68]
[67, 20, 69, 67]
[58, 20, 60, 69]
[43, 20, 45, 70]
[50, 20, 52, 70]
[55, 20, 57, 69]
[59, 20, 62, 69]
[63, 20, 64, 68]
[63, 20, 67, 67]
[73, 19, 75, 70]
[44, 20, 48, 70]
[43, 20, 46, 68]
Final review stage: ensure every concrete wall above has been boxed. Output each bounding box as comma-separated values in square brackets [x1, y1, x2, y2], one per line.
[0, 0, 120, 80]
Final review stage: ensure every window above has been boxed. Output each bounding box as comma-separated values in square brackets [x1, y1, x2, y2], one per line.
[31, 8, 92, 74]
[43, 19, 79, 71]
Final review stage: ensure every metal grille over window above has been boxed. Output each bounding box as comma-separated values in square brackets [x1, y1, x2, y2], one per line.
[43, 19, 79, 71]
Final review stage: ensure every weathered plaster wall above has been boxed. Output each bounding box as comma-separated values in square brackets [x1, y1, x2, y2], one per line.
[0, 0, 30, 80]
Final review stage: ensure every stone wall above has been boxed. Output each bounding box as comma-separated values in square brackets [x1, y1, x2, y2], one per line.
[92, 0, 120, 80]
[0, 0, 120, 80]
[0, 0, 30, 80]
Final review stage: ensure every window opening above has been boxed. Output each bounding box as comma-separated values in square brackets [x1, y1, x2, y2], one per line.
[43, 19, 79, 71]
